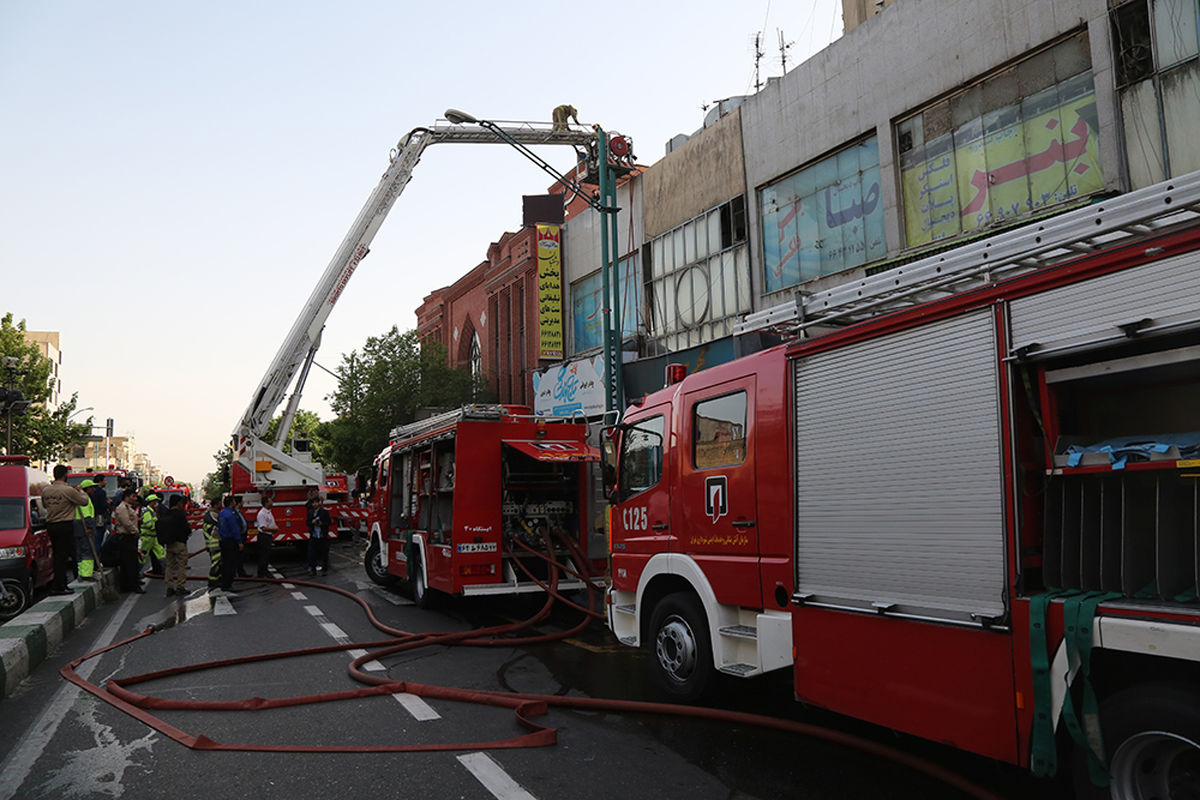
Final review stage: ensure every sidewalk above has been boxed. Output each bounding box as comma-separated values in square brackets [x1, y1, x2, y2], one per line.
[0, 571, 113, 700]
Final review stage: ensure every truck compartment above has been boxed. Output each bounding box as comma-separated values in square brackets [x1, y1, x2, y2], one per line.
[1032, 340, 1200, 600]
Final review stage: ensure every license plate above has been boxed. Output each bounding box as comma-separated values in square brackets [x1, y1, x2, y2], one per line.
[456, 542, 497, 553]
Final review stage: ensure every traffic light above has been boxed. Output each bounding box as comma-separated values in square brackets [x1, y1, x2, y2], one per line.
[106, 418, 114, 437]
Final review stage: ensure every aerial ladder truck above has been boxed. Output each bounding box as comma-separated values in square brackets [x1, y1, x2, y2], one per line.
[231, 111, 625, 543]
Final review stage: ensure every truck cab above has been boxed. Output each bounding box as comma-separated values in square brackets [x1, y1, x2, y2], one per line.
[605, 347, 794, 700]
[0, 456, 53, 621]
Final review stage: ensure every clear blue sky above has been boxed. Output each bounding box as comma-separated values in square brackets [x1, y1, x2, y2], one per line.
[0, 1, 840, 485]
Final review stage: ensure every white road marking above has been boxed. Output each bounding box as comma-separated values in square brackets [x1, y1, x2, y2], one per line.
[0, 593, 141, 800]
[391, 692, 440, 720]
[457, 753, 538, 800]
[301, 606, 385, 672]
[290, 591, 307, 601]
[212, 596, 237, 616]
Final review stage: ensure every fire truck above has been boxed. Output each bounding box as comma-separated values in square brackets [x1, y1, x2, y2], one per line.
[66, 469, 140, 503]
[229, 112, 605, 541]
[603, 169, 1200, 797]
[362, 405, 601, 607]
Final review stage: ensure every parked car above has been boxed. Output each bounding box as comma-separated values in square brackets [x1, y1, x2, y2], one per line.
[0, 456, 53, 622]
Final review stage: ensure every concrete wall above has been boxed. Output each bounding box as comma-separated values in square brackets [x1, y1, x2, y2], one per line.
[740, 0, 1121, 301]
[643, 109, 746, 239]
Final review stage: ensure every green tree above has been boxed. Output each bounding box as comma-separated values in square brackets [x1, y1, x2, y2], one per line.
[324, 327, 488, 472]
[0, 313, 92, 462]
[201, 445, 231, 503]
[264, 408, 331, 463]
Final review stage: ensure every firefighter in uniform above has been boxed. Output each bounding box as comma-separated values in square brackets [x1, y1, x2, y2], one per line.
[139, 494, 165, 575]
[201, 498, 221, 589]
[73, 479, 98, 580]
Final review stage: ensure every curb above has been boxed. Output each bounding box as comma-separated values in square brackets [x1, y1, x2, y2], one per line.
[0, 571, 113, 700]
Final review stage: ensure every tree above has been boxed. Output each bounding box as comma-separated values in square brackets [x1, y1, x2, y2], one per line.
[264, 409, 331, 463]
[0, 313, 92, 462]
[324, 327, 488, 472]
[201, 445, 231, 503]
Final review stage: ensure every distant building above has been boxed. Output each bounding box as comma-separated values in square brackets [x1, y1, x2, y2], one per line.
[22, 330, 61, 410]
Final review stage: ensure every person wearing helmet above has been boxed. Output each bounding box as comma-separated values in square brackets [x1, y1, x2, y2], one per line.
[139, 494, 164, 576]
[73, 480, 98, 581]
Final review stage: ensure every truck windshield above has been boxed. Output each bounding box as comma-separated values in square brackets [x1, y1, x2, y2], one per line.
[619, 415, 665, 496]
[0, 498, 25, 530]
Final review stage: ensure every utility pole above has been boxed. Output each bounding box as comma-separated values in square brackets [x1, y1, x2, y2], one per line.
[778, 29, 794, 74]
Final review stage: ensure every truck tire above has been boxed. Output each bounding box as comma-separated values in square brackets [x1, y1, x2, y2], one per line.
[364, 540, 391, 586]
[410, 555, 433, 610]
[648, 592, 714, 702]
[1074, 682, 1200, 799]
[0, 579, 30, 623]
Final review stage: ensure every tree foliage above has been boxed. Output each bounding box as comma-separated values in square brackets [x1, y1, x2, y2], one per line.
[0, 313, 92, 463]
[324, 327, 488, 472]
[201, 445, 231, 503]
[201, 409, 329, 503]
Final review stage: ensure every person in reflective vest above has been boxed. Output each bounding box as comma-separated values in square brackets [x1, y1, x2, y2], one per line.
[73, 479, 98, 580]
[201, 498, 221, 589]
[139, 494, 164, 575]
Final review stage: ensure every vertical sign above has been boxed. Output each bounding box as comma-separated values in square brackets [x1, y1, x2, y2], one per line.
[537, 224, 563, 360]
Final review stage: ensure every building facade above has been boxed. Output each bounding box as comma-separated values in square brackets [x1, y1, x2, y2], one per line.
[22, 330, 61, 410]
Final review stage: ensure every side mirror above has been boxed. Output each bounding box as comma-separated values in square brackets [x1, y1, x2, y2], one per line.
[600, 426, 620, 501]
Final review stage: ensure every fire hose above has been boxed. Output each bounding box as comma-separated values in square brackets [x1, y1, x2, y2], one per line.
[61, 532, 1005, 800]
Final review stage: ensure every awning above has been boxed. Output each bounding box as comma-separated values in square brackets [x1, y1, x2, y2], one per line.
[503, 439, 599, 462]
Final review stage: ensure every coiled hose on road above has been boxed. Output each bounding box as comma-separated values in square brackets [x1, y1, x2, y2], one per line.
[64, 532, 1005, 800]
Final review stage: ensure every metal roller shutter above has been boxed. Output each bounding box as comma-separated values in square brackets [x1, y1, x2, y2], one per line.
[793, 309, 1007, 623]
[1009, 251, 1200, 358]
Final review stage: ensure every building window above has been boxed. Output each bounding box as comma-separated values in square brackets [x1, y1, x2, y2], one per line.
[897, 31, 1104, 247]
[760, 136, 885, 292]
[1112, 0, 1200, 187]
[570, 253, 642, 354]
[645, 197, 750, 355]
[692, 392, 746, 469]
[468, 332, 481, 384]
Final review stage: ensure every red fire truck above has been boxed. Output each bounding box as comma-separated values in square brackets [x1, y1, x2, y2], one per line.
[363, 405, 601, 607]
[603, 171, 1200, 797]
[66, 469, 140, 502]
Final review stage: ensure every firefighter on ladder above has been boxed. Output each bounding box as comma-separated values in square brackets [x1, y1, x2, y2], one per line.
[139, 494, 165, 575]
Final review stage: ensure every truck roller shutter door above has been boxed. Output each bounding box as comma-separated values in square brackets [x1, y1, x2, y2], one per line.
[1009, 250, 1200, 358]
[793, 309, 1007, 624]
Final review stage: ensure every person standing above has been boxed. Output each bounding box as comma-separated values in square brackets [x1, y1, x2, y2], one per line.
[40, 465, 90, 595]
[215, 496, 243, 594]
[201, 498, 222, 590]
[305, 495, 332, 577]
[73, 479, 98, 581]
[158, 495, 191, 596]
[111, 489, 145, 593]
[254, 496, 278, 578]
[139, 494, 164, 576]
[88, 479, 109, 561]
[233, 496, 250, 577]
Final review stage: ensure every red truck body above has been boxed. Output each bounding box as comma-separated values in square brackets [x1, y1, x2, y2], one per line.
[363, 405, 601, 604]
[606, 195, 1200, 793]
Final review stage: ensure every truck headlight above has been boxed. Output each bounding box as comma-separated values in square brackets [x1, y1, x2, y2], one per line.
[0, 546, 26, 559]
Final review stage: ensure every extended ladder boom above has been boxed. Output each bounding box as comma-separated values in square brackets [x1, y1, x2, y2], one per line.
[734, 169, 1200, 336]
[233, 117, 595, 487]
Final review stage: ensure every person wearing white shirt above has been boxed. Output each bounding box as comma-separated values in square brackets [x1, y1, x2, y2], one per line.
[254, 496, 279, 578]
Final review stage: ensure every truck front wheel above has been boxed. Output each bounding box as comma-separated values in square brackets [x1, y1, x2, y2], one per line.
[364, 539, 390, 586]
[0, 579, 30, 623]
[648, 592, 713, 702]
[1076, 682, 1200, 799]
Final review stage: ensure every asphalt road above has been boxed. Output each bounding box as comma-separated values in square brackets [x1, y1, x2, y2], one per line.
[0, 532, 1058, 800]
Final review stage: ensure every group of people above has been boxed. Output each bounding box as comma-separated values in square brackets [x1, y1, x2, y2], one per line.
[40, 465, 337, 601]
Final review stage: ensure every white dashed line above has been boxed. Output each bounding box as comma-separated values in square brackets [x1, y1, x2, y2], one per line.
[301, 605, 386, 672]
[391, 692, 441, 720]
[457, 753, 537, 800]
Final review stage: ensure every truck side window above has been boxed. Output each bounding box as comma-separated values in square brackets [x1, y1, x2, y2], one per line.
[619, 415, 665, 496]
[693, 391, 747, 469]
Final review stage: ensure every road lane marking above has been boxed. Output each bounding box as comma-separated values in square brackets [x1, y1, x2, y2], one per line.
[291, 591, 307, 601]
[302, 606, 385, 672]
[212, 596, 237, 616]
[391, 692, 440, 720]
[0, 593, 140, 800]
[457, 753, 537, 800]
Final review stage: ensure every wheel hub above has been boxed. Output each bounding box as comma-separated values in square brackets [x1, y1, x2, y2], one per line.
[1111, 730, 1200, 800]
[655, 616, 697, 681]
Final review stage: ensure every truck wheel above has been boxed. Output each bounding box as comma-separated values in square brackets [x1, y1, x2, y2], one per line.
[411, 556, 433, 610]
[0, 579, 30, 622]
[648, 592, 713, 702]
[364, 540, 391, 586]
[1075, 682, 1200, 799]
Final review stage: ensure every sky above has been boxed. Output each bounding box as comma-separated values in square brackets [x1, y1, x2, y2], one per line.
[0, 1, 841, 486]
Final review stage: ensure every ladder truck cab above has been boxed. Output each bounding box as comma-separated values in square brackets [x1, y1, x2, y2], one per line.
[604, 169, 1200, 797]
[363, 405, 601, 607]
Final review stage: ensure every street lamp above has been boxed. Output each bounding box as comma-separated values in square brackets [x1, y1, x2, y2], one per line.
[443, 108, 625, 421]
[67, 406, 94, 422]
